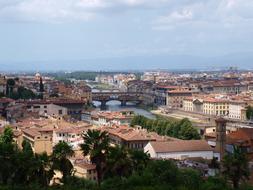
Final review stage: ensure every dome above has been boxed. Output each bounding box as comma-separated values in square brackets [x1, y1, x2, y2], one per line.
[35, 73, 41, 77]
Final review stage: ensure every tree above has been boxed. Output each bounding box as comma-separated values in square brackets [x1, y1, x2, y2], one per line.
[12, 140, 35, 184]
[246, 106, 253, 120]
[6, 79, 15, 97]
[0, 127, 16, 184]
[130, 116, 201, 140]
[80, 129, 110, 185]
[129, 149, 150, 173]
[222, 146, 250, 189]
[105, 145, 132, 178]
[33, 153, 54, 186]
[0, 127, 14, 144]
[52, 142, 74, 182]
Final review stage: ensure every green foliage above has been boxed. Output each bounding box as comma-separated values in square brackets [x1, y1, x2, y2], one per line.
[1, 127, 253, 190]
[104, 146, 150, 179]
[0, 130, 53, 187]
[246, 106, 253, 120]
[80, 129, 110, 185]
[50, 71, 141, 81]
[131, 115, 201, 140]
[52, 142, 74, 182]
[0, 127, 14, 144]
[7, 86, 36, 100]
[222, 146, 250, 189]
[200, 177, 229, 190]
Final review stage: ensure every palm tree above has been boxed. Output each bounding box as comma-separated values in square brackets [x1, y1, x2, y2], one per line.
[80, 129, 110, 185]
[129, 149, 150, 173]
[222, 146, 250, 189]
[105, 145, 132, 178]
[52, 141, 74, 182]
[33, 153, 54, 186]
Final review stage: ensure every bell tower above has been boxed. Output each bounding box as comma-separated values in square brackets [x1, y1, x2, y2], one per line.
[215, 117, 227, 160]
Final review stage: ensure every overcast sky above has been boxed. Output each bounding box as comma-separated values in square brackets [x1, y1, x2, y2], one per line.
[0, 0, 253, 70]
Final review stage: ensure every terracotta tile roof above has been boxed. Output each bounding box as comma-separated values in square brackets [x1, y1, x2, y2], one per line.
[0, 98, 14, 104]
[149, 140, 213, 153]
[226, 128, 253, 146]
[23, 128, 41, 138]
[55, 126, 89, 134]
[99, 125, 177, 142]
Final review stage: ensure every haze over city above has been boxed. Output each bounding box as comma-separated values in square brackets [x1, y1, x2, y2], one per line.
[1, 0, 253, 71]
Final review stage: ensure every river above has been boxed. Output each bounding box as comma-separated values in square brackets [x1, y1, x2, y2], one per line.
[93, 100, 156, 120]
[89, 85, 156, 119]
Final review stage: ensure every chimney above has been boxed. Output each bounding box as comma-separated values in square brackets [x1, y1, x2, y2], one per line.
[215, 117, 227, 160]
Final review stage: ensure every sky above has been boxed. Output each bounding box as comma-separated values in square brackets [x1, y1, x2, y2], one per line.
[0, 0, 253, 71]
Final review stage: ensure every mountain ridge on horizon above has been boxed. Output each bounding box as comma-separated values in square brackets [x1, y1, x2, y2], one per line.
[1, 52, 252, 72]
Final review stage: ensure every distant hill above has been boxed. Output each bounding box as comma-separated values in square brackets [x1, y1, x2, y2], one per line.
[1, 52, 253, 71]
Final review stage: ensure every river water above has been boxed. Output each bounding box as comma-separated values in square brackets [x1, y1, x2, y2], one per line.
[90, 86, 156, 119]
[93, 100, 156, 120]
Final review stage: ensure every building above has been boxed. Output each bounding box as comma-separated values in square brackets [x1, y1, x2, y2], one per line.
[183, 95, 248, 120]
[22, 127, 53, 155]
[154, 85, 178, 106]
[144, 140, 214, 160]
[27, 103, 68, 117]
[74, 162, 97, 181]
[0, 75, 6, 95]
[203, 97, 229, 116]
[212, 80, 248, 94]
[91, 110, 134, 126]
[127, 80, 155, 105]
[18, 99, 88, 120]
[167, 90, 193, 109]
[53, 125, 91, 149]
[205, 127, 253, 160]
[99, 125, 176, 151]
[0, 97, 15, 117]
[6, 103, 28, 123]
[228, 100, 247, 120]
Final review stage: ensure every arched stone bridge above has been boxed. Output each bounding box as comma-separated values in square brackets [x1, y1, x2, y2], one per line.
[92, 92, 142, 109]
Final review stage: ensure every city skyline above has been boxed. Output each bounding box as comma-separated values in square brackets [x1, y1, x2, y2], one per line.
[0, 0, 253, 71]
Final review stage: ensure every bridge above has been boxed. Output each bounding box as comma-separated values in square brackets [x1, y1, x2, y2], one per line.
[92, 92, 142, 109]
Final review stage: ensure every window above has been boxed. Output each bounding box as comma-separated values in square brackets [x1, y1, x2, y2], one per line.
[59, 110, 63, 115]
[44, 105, 47, 108]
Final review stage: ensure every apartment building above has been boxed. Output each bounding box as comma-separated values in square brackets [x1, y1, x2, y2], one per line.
[183, 95, 247, 120]
[228, 101, 247, 120]
[22, 127, 53, 155]
[99, 125, 177, 151]
[53, 125, 91, 149]
[166, 90, 193, 108]
[27, 103, 68, 117]
[91, 110, 134, 126]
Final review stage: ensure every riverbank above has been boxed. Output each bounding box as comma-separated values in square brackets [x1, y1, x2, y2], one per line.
[136, 104, 158, 112]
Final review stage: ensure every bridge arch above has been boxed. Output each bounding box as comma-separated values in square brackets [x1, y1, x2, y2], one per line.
[92, 92, 142, 109]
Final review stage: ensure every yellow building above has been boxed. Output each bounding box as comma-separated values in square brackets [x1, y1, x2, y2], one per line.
[203, 98, 229, 116]
[183, 96, 229, 117]
[22, 127, 53, 155]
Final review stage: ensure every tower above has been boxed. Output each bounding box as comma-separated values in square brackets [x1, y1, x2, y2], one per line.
[215, 117, 227, 160]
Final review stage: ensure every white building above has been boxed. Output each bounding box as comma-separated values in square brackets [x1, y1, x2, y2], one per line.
[144, 140, 214, 160]
[53, 126, 90, 149]
[27, 103, 68, 117]
[228, 101, 247, 120]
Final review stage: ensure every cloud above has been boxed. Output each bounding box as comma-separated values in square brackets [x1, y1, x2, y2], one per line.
[153, 0, 253, 30]
[0, 0, 171, 22]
